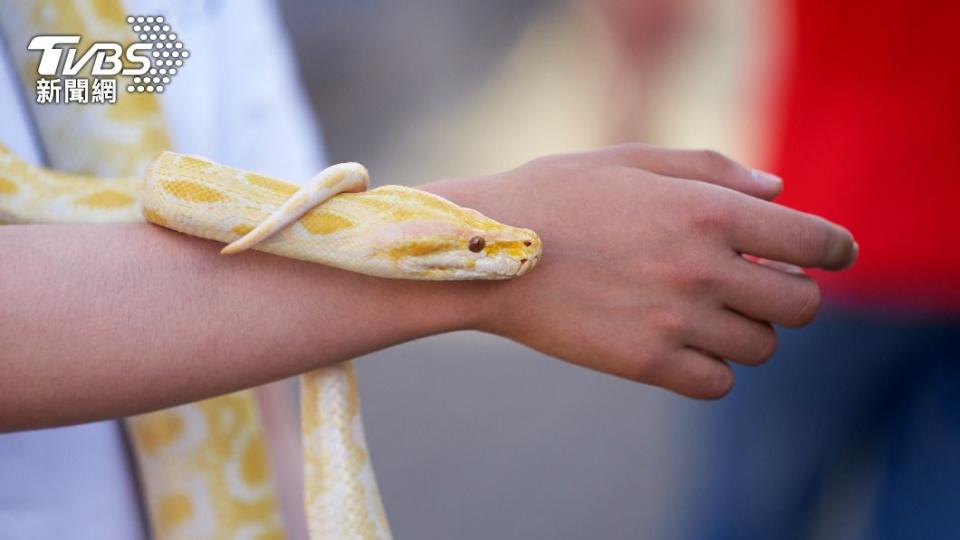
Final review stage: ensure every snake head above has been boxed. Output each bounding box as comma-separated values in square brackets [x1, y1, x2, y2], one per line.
[385, 221, 542, 280]
[372, 187, 543, 280]
[466, 224, 543, 278]
[458, 223, 542, 279]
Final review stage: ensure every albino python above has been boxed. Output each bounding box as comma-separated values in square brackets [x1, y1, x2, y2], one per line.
[0, 1, 541, 538]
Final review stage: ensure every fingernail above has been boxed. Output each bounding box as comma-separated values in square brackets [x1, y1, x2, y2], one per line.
[752, 169, 783, 190]
[838, 240, 859, 270]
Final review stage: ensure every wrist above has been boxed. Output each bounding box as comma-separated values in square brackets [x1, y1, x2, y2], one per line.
[419, 176, 529, 336]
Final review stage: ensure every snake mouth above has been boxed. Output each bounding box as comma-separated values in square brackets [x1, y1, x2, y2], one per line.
[395, 247, 540, 280]
[513, 253, 540, 276]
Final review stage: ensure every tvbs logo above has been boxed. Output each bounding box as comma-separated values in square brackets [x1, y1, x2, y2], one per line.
[28, 15, 188, 104]
[28, 36, 152, 77]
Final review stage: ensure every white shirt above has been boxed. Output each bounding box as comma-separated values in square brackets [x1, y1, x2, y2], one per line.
[0, 1, 324, 537]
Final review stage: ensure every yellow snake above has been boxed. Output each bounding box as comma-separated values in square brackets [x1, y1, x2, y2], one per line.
[0, 149, 543, 539]
[0, 1, 541, 538]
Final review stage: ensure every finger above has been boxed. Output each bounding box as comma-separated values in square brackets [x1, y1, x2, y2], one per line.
[647, 347, 734, 400]
[687, 309, 777, 366]
[722, 255, 822, 327]
[726, 197, 858, 270]
[747, 256, 805, 275]
[591, 143, 782, 200]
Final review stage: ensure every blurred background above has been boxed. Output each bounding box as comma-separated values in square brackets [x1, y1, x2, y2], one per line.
[272, 1, 957, 538]
[0, 0, 954, 538]
[278, 0, 780, 181]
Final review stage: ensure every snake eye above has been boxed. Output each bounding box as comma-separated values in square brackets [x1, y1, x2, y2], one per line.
[468, 236, 485, 252]
[523, 241, 532, 247]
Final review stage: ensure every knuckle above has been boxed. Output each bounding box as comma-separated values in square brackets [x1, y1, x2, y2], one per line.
[788, 280, 821, 326]
[753, 327, 779, 364]
[686, 195, 734, 233]
[697, 148, 738, 176]
[797, 218, 831, 262]
[525, 154, 562, 170]
[671, 263, 718, 295]
[651, 307, 692, 338]
[613, 141, 654, 156]
[626, 347, 666, 383]
[624, 363, 651, 384]
[526, 151, 579, 170]
[626, 141, 654, 152]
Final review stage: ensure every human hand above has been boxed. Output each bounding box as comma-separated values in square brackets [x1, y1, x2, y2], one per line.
[427, 144, 857, 399]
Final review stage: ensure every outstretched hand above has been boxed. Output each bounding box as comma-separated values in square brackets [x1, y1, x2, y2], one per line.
[427, 144, 857, 399]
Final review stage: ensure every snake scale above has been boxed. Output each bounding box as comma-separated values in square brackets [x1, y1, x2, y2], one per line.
[0, 1, 542, 538]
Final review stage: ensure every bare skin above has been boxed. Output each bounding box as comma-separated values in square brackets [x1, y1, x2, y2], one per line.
[0, 144, 856, 430]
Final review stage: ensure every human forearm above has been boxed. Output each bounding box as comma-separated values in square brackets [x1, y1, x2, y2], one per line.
[1, 144, 859, 428]
[0, 223, 482, 430]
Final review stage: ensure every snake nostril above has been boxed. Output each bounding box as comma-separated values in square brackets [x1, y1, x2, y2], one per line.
[520, 258, 528, 265]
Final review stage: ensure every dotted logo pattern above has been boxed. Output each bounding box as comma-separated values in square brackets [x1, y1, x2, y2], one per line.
[124, 15, 189, 94]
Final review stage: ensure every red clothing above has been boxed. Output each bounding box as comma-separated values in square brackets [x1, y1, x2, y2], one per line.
[772, 1, 960, 310]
